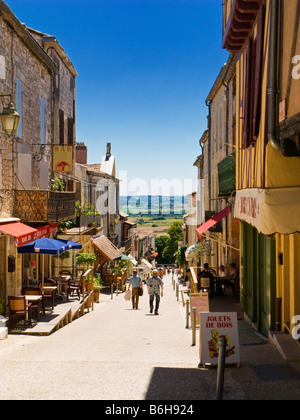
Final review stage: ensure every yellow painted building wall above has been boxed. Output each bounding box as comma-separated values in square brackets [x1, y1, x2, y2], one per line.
[265, 144, 300, 188]
[236, 1, 300, 191]
[235, 0, 300, 333]
[236, 2, 269, 190]
[279, 0, 300, 119]
[276, 233, 300, 331]
[275, 0, 300, 332]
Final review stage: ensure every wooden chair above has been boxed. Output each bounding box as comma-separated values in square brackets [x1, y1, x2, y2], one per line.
[59, 270, 72, 277]
[67, 278, 81, 301]
[58, 270, 72, 293]
[21, 286, 44, 319]
[39, 279, 56, 310]
[8, 296, 31, 328]
[224, 273, 239, 296]
[198, 277, 212, 293]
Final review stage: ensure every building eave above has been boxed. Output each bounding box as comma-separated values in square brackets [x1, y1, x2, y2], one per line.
[0, 1, 58, 74]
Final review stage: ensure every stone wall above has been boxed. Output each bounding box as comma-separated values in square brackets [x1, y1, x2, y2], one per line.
[0, 17, 53, 216]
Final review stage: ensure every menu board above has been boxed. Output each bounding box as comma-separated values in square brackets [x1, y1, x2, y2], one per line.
[189, 293, 209, 326]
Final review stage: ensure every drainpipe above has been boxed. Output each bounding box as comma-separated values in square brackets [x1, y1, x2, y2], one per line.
[222, 80, 229, 156]
[268, 0, 282, 333]
[267, 0, 281, 151]
[205, 100, 212, 211]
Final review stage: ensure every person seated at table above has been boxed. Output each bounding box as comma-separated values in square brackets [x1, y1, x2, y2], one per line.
[197, 263, 214, 293]
[219, 265, 226, 277]
[216, 263, 237, 295]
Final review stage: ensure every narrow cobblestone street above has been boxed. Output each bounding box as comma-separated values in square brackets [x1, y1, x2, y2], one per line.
[0, 274, 205, 400]
[1, 273, 300, 401]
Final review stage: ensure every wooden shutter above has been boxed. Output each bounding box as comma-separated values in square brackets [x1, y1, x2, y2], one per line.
[252, 5, 265, 140]
[59, 109, 64, 145]
[243, 38, 252, 148]
[68, 118, 74, 145]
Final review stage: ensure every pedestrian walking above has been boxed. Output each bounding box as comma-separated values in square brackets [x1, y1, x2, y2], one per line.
[128, 269, 143, 309]
[147, 269, 164, 315]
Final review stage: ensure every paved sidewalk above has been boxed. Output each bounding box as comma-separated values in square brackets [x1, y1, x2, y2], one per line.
[0, 273, 299, 400]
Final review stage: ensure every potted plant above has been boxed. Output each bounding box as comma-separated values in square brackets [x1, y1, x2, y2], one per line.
[93, 275, 103, 302]
[0, 299, 5, 316]
[50, 176, 65, 192]
[76, 253, 96, 292]
[76, 252, 96, 272]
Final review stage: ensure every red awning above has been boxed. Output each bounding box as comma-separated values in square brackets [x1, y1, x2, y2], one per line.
[0, 222, 37, 247]
[196, 206, 232, 240]
[150, 252, 158, 258]
[36, 224, 59, 239]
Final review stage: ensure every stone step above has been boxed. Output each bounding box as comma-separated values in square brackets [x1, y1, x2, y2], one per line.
[272, 332, 300, 362]
[0, 327, 8, 340]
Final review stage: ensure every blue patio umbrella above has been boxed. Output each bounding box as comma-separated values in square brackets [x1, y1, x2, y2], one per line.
[17, 238, 69, 255]
[59, 239, 83, 250]
[18, 238, 71, 287]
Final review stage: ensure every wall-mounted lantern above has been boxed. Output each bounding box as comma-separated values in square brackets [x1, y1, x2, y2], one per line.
[0, 94, 20, 136]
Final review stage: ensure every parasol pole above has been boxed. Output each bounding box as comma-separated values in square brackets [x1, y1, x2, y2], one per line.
[42, 254, 45, 289]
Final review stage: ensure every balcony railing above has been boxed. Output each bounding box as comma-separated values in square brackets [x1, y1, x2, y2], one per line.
[120, 238, 132, 253]
[14, 190, 76, 223]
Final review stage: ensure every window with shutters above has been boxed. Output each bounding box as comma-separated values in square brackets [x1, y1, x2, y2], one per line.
[67, 117, 74, 145]
[59, 109, 64, 145]
[16, 78, 23, 139]
[242, 5, 264, 149]
[40, 98, 45, 146]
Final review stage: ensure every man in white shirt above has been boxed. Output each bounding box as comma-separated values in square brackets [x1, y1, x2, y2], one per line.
[147, 269, 164, 315]
[128, 269, 143, 310]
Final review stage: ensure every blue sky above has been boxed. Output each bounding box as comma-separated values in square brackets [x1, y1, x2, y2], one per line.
[5, 0, 228, 196]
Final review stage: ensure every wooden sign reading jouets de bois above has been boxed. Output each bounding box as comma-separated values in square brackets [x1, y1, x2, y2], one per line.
[199, 312, 240, 366]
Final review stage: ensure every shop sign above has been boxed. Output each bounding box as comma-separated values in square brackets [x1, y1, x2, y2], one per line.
[199, 312, 240, 365]
[52, 145, 73, 173]
[36, 224, 59, 238]
[234, 189, 263, 231]
[15, 232, 37, 247]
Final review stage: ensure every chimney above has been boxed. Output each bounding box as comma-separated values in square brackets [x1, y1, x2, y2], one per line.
[105, 142, 111, 161]
[76, 142, 87, 164]
[106, 142, 111, 157]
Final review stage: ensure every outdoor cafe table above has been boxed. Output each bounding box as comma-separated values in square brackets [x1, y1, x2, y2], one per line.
[213, 275, 227, 281]
[52, 277, 70, 295]
[24, 295, 43, 322]
[41, 286, 57, 309]
[42, 286, 57, 293]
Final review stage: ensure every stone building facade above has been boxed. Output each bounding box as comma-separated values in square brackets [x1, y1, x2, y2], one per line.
[0, 1, 77, 306]
[0, 3, 57, 216]
[194, 53, 239, 275]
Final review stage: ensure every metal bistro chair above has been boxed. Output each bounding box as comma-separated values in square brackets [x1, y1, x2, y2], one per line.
[8, 296, 31, 328]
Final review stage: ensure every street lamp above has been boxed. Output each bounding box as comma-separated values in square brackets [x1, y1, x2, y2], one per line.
[0, 94, 20, 136]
